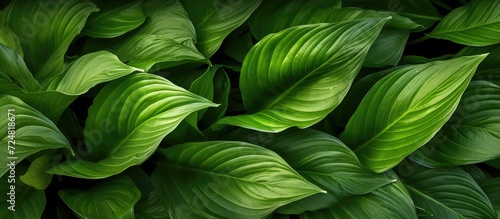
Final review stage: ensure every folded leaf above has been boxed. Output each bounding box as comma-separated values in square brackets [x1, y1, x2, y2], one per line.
[402, 166, 496, 219]
[83, 1, 146, 38]
[364, 29, 410, 67]
[4, 0, 98, 84]
[428, 0, 500, 46]
[0, 44, 40, 96]
[301, 171, 417, 219]
[152, 141, 325, 219]
[411, 81, 500, 166]
[0, 95, 72, 178]
[48, 73, 217, 179]
[20, 154, 55, 190]
[0, 165, 46, 219]
[59, 175, 141, 219]
[340, 55, 486, 173]
[215, 18, 389, 132]
[180, 0, 262, 58]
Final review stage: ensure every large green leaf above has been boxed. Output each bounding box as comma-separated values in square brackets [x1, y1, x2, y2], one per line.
[301, 171, 417, 219]
[20, 154, 56, 190]
[86, 0, 207, 71]
[0, 165, 46, 219]
[21, 51, 142, 120]
[59, 175, 141, 219]
[411, 81, 500, 167]
[402, 166, 496, 219]
[48, 73, 217, 179]
[248, 1, 418, 67]
[342, 0, 441, 30]
[215, 18, 388, 132]
[0, 44, 40, 96]
[455, 44, 500, 85]
[0, 95, 72, 178]
[152, 141, 325, 219]
[180, 0, 262, 58]
[428, 0, 500, 46]
[83, 0, 146, 38]
[223, 128, 394, 214]
[4, 0, 97, 84]
[339, 55, 486, 173]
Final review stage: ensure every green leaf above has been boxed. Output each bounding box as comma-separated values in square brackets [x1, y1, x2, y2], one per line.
[402, 166, 496, 219]
[411, 81, 500, 167]
[428, 0, 500, 46]
[86, 0, 207, 71]
[364, 29, 410, 67]
[0, 44, 40, 96]
[180, 0, 262, 58]
[4, 0, 98, 84]
[83, 1, 146, 38]
[0, 165, 46, 219]
[0, 21, 23, 57]
[0, 95, 72, 178]
[339, 55, 486, 173]
[215, 18, 389, 132]
[19, 51, 142, 121]
[48, 73, 217, 179]
[152, 141, 325, 219]
[46, 51, 143, 94]
[301, 171, 417, 219]
[455, 44, 500, 85]
[135, 191, 168, 219]
[224, 129, 394, 214]
[59, 175, 141, 219]
[20, 154, 56, 190]
[223, 28, 254, 63]
[488, 159, 500, 170]
[478, 178, 500, 217]
[342, 0, 441, 30]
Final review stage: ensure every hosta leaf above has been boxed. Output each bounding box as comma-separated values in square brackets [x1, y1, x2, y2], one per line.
[0, 44, 40, 96]
[0, 22, 23, 56]
[83, 1, 146, 38]
[48, 73, 217, 179]
[87, 0, 207, 71]
[215, 18, 388, 132]
[59, 175, 141, 219]
[428, 0, 500, 46]
[0, 165, 46, 219]
[46, 51, 143, 94]
[4, 0, 97, 84]
[402, 166, 496, 219]
[135, 191, 168, 219]
[20, 51, 142, 120]
[478, 178, 500, 217]
[224, 129, 394, 214]
[456, 44, 500, 74]
[342, 0, 441, 30]
[301, 171, 417, 219]
[180, 0, 262, 58]
[364, 29, 410, 67]
[411, 81, 500, 167]
[339, 55, 486, 173]
[0, 95, 72, 178]
[20, 154, 55, 190]
[223, 28, 253, 63]
[152, 141, 325, 219]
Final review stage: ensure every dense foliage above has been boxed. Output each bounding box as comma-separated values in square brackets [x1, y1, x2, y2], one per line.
[1, 0, 500, 218]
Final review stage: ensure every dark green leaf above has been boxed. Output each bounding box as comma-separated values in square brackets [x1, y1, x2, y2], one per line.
[59, 175, 141, 219]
